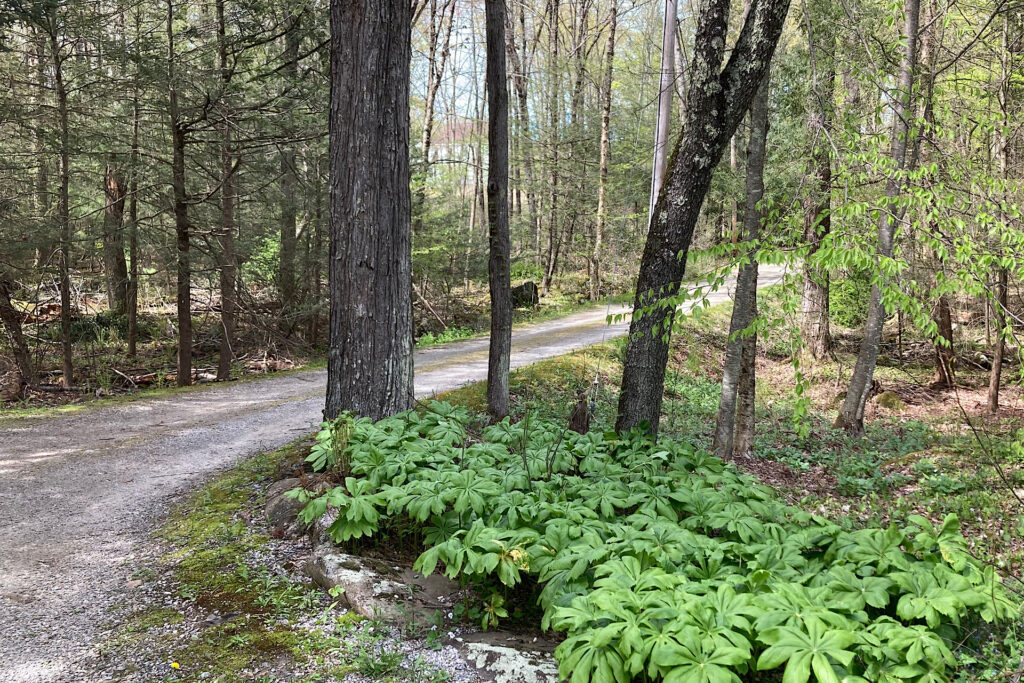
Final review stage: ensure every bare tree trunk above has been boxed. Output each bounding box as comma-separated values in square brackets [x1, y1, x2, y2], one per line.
[278, 9, 299, 331]
[325, 0, 414, 420]
[836, 0, 920, 435]
[616, 0, 790, 436]
[649, 0, 676, 217]
[733, 323, 757, 456]
[102, 159, 129, 314]
[988, 15, 1012, 413]
[485, 0, 512, 420]
[167, 0, 192, 387]
[800, 34, 834, 360]
[591, 0, 616, 301]
[713, 73, 768, 459]
[541, 0, 561, 295]
[932, 294, 955, 387]
[48, 26, 74, 388]
[415, 0, 456, 233]
[216, 0, 236, 381]
[0, 274, 37, 384]
[506, 9, 541, 266]
[33, 36, 51, 268]
[127, 19, 140, 357]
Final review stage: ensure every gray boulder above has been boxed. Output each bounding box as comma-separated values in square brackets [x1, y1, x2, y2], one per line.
[264, 477, 306, 539]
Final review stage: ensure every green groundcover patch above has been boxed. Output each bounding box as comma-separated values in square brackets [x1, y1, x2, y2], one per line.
[290, 402, 1021, 683]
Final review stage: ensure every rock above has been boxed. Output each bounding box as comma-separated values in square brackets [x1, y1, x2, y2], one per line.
[511, 282, 539, 309]
[264, 477, 306, 538]
[305, 548, 408, 619]
[308, 509, 339, 548]
[874, 390, 905, 412]
[456, 631, 559, 683]
[305, 547, 466, 624]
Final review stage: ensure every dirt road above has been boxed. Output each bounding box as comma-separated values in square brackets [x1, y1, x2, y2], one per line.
[0, 266, 786, 682]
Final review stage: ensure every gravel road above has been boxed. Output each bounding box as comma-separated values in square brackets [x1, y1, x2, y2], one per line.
[0, 266, 786, 682]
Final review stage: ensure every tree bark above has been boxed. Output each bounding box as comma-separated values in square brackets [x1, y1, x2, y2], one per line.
[988, 268, 1008, 412]
[48, 26, 74, 388]
[167, 0, 192, 387]
[712, 73, 768, 459]
[932, 294, 955, 387]
[102, 159, 129, 314]
[216, 0, 237, 381]
[278, 9, 299, 331]
[414, 0, 456, 233]
[0, 274, 37, 384]
[127, 16, 140, 357]
[836, 0, 920, 435]
[800, 29, 834, 360]
[485, 0, 512, 420]
[615, 0, 791, 436]
[650, 0, 677, 219]
[541, 0, 561, 295]
[325, 0, 414, 420]
[591, 0, 616, 301]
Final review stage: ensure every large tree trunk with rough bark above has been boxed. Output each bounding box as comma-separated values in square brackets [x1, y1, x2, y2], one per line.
[616, 0, 791, 436]
[485, 0, 512, 420]
[325, 0, 414, 421]
[836, 0, 920, 435]
[712, 74, 768, 459]
[102, 159, 129, 314]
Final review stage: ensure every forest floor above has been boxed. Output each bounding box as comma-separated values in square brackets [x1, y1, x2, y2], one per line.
[0, 265, 786, 683]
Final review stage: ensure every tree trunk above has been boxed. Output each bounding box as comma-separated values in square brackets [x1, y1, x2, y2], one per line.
[649, 0, 676, 218]
[127, 9, 141, 358]
[0, 274, 37, 384]
[48, 27, 74, 388]
[217, 0, 236, 381]
[325, 0, 414, 420]
[33, 35, 52, 269]
[988, 268, 1008, 412]
[167, 0, 192, 387]
[415, 0, 456, 233]
[712, 73, 768, 459]
[485, 0, 512, 420]
[591, 0, 616, 301]
[541, 0, 561, 295]
[800, 31, 834, 360]
[932, 294, 955, 387]
[836, 0, 920, 436]
[278, 9, 299, 331]
[615, 0, 791, 436]
[102, 159, 129, 314]
[506, 10, 541, 265]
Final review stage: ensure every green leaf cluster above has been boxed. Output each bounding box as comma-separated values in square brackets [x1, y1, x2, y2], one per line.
[297, 402, 1019, 682]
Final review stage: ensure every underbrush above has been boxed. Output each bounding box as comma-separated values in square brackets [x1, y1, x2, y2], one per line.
[293, 403, 1020, 683]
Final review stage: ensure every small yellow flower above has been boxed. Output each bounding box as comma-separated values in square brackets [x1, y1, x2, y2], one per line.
[171, 662, 180, 670]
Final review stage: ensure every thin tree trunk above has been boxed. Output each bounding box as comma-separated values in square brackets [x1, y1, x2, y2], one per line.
[836, 0, 921, 435]
[650, 0, 677, 218]
[506, 11, 541, 267]
[325, 0, 414, 420]
[415, 0, 456, 233]
[713, 73, 768, 459]
[167, 0, 192, 387]
[616, 0, 790, 436]
[485, 0, 512, 420]
[733, 320, 757, 457]
[48, 26, 73, 388]
[216, 0, 236, 381]
[127, 21, 140, 357]
[541, 0, 561, 295]
[800, 34, 834, 360]
[989, 269, 1007, 412]
[591, 0, 616, 301]
[988, 15, 1012, 413]
[0, 274, 37, 384]
[33, 35, 51, 268]
[932, 294, 955, 387]
[278, 9, 299, 331]
[102, 159, 129, 314]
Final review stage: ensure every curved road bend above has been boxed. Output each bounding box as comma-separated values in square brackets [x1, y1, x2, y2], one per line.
[0, 264, 786, 682]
